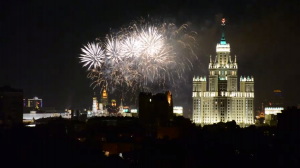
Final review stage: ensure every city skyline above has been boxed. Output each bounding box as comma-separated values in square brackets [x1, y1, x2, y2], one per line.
[1, 1, 300, 167]
[1, 0, 299, 116]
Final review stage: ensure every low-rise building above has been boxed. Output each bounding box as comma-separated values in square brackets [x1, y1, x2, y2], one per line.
[264, 107, 283, 126]
[0, 86, 23, 125]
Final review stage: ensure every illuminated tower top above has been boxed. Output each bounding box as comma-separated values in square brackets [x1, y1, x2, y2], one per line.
[220, 18, 226, 45]
[102, 87, 107, 99]
[216, 18, 230, 53]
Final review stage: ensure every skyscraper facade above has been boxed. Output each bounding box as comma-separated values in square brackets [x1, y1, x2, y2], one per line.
[192, 18, 254, 127]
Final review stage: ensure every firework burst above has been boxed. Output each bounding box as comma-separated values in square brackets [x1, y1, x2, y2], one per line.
[79, 17, 197, 97]
[79, 42, 105, 70]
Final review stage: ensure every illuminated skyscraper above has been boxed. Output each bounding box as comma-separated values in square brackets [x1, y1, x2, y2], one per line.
[192, 18, 254, 127]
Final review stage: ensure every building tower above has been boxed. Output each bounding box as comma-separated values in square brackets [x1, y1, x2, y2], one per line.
[119, 98, 124, 113]
[192, 18, 254, 127]
[100, 87, 108, 108]
[92, 92, 98, 113]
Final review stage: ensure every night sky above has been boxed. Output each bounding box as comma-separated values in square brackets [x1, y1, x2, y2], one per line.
[1, 0, 299, 116]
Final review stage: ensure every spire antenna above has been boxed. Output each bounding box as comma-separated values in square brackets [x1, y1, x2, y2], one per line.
[220, 18, 226, 45]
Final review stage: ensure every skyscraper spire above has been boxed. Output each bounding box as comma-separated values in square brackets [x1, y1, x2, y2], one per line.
[210, 55, 212, 63]
[220, 18, 226, 45]
[234, 55, 237, 63]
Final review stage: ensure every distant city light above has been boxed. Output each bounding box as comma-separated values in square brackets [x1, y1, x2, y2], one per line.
[265, 107, 284, 115]
[26, 124, 36, 127]
[131, 109, 138, 113]
[173, 106, 183, 116]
